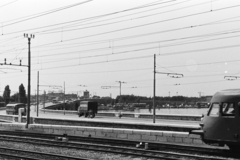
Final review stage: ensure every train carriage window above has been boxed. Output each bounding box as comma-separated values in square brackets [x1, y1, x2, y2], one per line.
[209, 103, 220, 116]
[222, 103, 235, 116]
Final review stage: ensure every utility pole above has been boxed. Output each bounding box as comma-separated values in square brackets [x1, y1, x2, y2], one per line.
[153, 54, 156, 123]
[35, 91, 36, 111]
[43, 90, 46, 113]
[37, 71, 39, 117]
[36, 72, 61, 116]
[116, 81, 126, 96]
[24, 33, 34, 128]
[0, 33, 32, 128]
[152, 54, 183, 124]
[64, 81, 65, 115]
[1, 33, 35, 128]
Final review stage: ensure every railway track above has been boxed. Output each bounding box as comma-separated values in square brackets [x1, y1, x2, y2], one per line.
[0, 146, 91, 160]
[0, 130, 238, 160]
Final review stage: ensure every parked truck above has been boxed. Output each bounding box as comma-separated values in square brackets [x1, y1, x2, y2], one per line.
[6, 103, 26, 115]
[78, 101, 98, 118]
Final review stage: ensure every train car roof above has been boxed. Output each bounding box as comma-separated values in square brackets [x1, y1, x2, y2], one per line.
[211, 89, 240, 103]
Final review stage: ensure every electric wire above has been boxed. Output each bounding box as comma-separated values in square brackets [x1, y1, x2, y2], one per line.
[14, 27, 239, 60]
[0, 0, 239, 95]
[26, 40, 240, 71]
[163, 58, 240, 69]
[38, 68, 152, 75]
[38, 0, 220, 34]
[3, 28, 240, 72]
[28, 42, 240, 71]
[33, 3, 240, 49]
[30, 28, 240, 55]
[0, 0, 175, 36]
[0, 0, 18, 9]
[36, 0, 190, 33]
[29, 40, 240, 65]
[16, 22, 239, 55]
[0, 0, 93, 28]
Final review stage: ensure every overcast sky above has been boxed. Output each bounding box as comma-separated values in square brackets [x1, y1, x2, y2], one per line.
[0, 0, 240, 98]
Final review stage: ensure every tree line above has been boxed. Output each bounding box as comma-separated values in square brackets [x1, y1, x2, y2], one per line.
[1, 84, 27, 105]
[115, 94, 210, 104]
[91, 94, 211, 106]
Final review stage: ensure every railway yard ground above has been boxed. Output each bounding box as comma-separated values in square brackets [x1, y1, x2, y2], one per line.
[0, 130, 238, 160]
[0, 106, 237, 159]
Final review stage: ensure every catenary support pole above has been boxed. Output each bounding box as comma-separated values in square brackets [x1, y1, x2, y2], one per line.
[153, 54, 156, 123]
[37, 71, 39, 117]
[64, 81, 65, 115]
[27, 37, 31, 128]
[43, 90, 46, 113]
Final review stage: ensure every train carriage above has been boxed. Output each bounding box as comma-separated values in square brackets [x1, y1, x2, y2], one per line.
[190, 89, 240, 151]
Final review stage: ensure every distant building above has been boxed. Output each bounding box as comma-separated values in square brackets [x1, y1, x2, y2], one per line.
[83, 90, 89, 99]
[47, 92, 64, 101]
[65, 94, 78, 100]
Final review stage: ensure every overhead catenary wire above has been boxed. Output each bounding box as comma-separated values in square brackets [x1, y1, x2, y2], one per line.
[36, 0, 219, 35]
[3, 24, 239, 57]
[28, 39, 240, 65]
[0, 35, 23, 44]
[4, 56, 238, 77]
[30, 29, 240, 58]
[35, 0, 190, 33]
[0, 0, 176, 36]
[0, 0, 18, 9]
[3, 25, 240, 72]
[0, 0, 93, 28]
[2, 1, 240, 97]
[6, 24, 240, 54]
[5, 53, 240, 84]
[11, 21, 237, 54]
[0, 69, 228, 88]
[33, 3, 240, 49]
[2, 0, 231, 61]
[10, 41, 240, 72]
[36, 42, 240, 69]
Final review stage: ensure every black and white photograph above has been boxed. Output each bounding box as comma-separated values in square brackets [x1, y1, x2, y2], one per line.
[0, 0, 239, 159]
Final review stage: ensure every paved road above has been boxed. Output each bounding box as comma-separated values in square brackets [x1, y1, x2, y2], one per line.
[0, 104, 200, 127]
